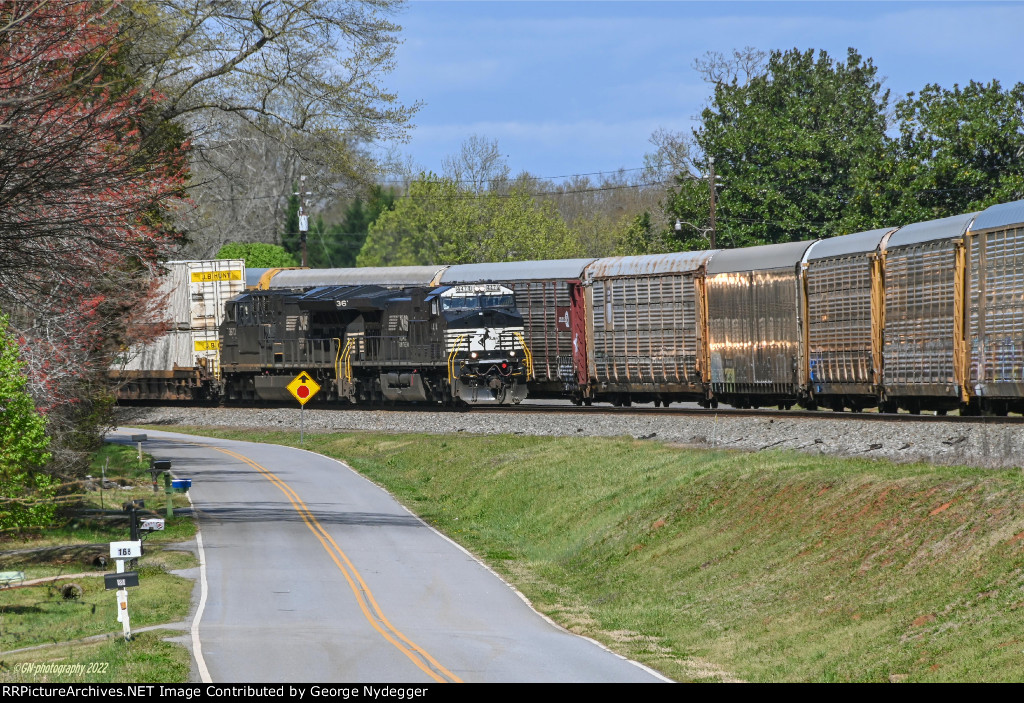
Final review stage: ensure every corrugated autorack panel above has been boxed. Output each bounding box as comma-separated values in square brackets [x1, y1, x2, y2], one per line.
[513, 280, 573, 382]
[590, 273, 700, 386]
[806, 254, 874, 389]
[883, 240, 958, 394]
[968, 225, 1024, 397]
[707, 269, 802, 396]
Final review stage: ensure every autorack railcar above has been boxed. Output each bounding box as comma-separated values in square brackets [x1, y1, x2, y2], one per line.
[803, 226, 898, 413]
[583, 251, 720, 407]
[704, 240, 817, 410]
[963, 201, 1024, 415]
[879, 212, 978, 414]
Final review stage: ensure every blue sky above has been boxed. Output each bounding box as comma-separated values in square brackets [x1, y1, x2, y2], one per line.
[384, 0, 1024, 181]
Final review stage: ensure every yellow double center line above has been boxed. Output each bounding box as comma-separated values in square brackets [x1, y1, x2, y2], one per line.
[212, 446, 463, 684]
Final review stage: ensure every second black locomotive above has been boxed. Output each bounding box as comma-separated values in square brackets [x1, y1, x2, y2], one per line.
[219, 283, 531, 406]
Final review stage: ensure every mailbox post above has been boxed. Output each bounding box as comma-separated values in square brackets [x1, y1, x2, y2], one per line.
[108, 539, 141, 640]
[152, 460, 173, 518]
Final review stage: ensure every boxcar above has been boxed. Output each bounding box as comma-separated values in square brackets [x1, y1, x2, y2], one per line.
[439, 259, 596, 399]
[804, 227, 897, 412]
[705, 241, 817, 408]
[880, 212, 978, 413]
[583, 252, 719, 406]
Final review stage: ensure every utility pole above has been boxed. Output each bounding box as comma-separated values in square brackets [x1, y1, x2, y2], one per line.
[295, 175, 311, 267]
[708, 157, 717, 250]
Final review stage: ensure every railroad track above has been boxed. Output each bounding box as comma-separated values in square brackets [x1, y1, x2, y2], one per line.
[119, 399, 1024, 424]
[469, 403, 1024, 424]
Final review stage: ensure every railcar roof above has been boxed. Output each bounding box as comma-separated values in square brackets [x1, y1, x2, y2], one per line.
[707, 240, 817, 274]
[297, 284, 399, 310]
[886, 212, 978, 249]
[268, 266, 447, 288]
[439, 259, 597, 283]
[970, 199, 1024, 233]
[585, 251, 719, 279]
[806, 227, 896, 261]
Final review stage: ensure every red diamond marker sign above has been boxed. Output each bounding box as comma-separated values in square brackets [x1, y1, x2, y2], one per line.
[286, 371, 320, 406]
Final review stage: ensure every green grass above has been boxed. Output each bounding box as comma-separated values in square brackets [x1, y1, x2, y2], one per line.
[0, 560, 193, 652]
[0, 630, 189, 683]
[144, 425, 1024, 682]
[0, 442, 198, 682]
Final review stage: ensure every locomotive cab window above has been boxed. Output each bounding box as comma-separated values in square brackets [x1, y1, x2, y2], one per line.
[440, 285, 516, 311]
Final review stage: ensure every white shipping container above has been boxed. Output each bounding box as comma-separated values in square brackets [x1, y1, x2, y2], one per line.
[112, 260, 244, 377]
[190, 327, 222, 377]
[116, 330, 196, 372]
[165, 260, 246, 330]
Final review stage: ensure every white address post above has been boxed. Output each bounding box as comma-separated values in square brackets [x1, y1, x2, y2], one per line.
[109, 540, 141, 640]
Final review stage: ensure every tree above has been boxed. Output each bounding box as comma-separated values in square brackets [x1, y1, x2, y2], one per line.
[0, 312, 55, 533]
[0, 1, 188, 304]
[667, 48, 891, 248]
[216, 243, 298, 268]
[358, 175, 582, 266]
[0, 1, 188, 470]
[124, 0, 415, 145]
[176, 121, 314, 257]
[314, 186, 397, 267]
[885, 80, 1024, 222]
[692, 46, 768, 88]
[442, 135, 511, 192]
[122, 0, 418, 255]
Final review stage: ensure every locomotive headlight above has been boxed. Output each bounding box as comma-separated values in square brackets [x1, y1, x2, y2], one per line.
[510, 351, 517, 357]
[470, 351, 478, 359]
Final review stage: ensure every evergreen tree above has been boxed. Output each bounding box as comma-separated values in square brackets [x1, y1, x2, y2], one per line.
[886, 80, 1024, 222]
[667, 48, 891, 248]
[0, 312, 55, 532]
[216, 243, 299, 268]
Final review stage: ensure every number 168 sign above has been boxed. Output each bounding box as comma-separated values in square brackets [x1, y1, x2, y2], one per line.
[110, 540, 142, 559]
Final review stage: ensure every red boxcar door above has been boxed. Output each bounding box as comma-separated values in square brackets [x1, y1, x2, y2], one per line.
[568, 282, 589, 386]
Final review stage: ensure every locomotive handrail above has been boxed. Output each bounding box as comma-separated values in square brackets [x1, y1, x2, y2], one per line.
[333, 337, 343, 380]
[447, 335, 466, 385]
[512, 331, 534, 379]
[337, 338, 354, 383]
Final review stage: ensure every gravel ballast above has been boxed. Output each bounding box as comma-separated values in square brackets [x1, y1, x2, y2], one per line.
[115, 406, 1024, 470]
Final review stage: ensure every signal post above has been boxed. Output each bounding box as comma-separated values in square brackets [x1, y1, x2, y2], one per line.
[287, 371, 320, 444]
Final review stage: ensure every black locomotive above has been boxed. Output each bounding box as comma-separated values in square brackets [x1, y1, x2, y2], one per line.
[219, 283, 531, 406]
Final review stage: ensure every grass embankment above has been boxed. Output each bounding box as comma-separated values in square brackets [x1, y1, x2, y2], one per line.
[163, 426, 1024, 683]
[0, 443, 195, 682]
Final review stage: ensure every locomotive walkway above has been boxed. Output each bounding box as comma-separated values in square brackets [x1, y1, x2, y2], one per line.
[108, 428, 666, 683]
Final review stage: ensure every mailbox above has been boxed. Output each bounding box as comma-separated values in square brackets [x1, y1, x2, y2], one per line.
[171, 478, 192, 492]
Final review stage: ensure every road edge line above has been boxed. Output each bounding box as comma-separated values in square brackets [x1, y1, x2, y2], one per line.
[186, 488, 213, 684]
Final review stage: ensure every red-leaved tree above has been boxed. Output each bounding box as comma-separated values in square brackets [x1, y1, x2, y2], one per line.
[0, 1, 188, 467]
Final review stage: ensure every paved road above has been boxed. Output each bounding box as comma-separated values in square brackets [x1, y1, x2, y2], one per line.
[110, 428, 667, 683]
